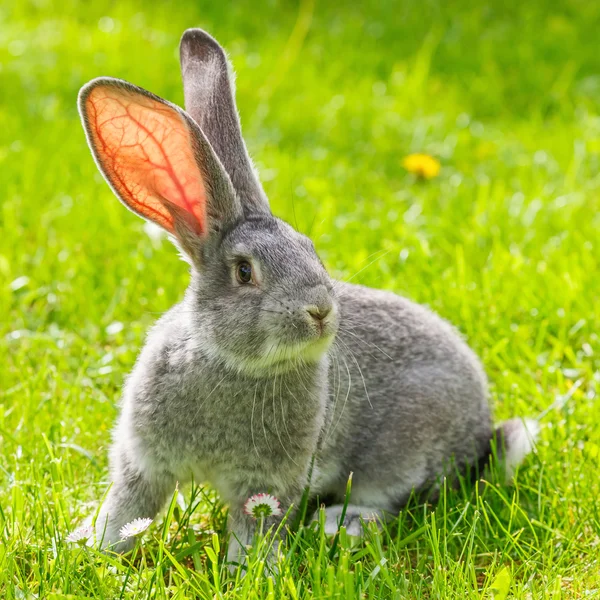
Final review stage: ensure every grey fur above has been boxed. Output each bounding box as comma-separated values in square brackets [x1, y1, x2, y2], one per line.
[77, 30, 536, 559]
[180, 29, 270, 216]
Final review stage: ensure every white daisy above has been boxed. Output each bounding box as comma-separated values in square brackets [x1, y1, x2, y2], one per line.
[66, 525, 94, 544]
[243, 493, 282, 519]
[119, 517, 153, 540]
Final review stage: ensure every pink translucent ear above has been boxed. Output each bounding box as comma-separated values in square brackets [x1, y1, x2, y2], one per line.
[81, 81, 207, 235]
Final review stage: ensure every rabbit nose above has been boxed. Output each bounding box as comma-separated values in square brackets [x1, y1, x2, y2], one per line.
[306, 305, 331, 323]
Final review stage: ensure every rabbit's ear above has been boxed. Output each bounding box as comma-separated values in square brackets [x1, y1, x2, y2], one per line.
[180, 29, 270, 216]
[78, 77, 242, 259]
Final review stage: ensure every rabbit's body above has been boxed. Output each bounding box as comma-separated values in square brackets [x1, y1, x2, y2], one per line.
[102, 274, 490, 551]
[78, 29, 536, 561]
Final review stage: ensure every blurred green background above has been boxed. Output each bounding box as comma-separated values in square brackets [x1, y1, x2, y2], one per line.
[1, 0, 600, 597]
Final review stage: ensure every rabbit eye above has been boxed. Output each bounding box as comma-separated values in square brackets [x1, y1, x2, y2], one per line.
[236, 261, 253, 284]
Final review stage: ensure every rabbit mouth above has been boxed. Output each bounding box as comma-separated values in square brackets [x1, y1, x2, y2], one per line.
[259, 334, 335, 366]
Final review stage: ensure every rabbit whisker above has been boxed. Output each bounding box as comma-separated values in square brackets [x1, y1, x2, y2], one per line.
[324, 343, 352, 445]
[260, 290, 299, 330]
[261, 289, 292, 314]
[279, 372, 294, 445]
[332, 248, 391, 287]
[336, 335, 372, 409]
[284, 377, 300, 411]
[260, 382, 273, 453]
[321, 343, 342, 449]
[337, 326, 393, 360]
[294, 359, 314, 397]
[272, 372, 299, 467]
[194, 373, 228, 419]
[260, 341, 281, 452]
[251, 381, 261, 458]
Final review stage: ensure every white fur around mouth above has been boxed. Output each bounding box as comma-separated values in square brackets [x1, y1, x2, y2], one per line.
[208, 333, 335, 376]
[257, 335, 335, 368]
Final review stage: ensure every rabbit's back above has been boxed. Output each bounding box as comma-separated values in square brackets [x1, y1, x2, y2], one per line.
[315, 282, 492, 508]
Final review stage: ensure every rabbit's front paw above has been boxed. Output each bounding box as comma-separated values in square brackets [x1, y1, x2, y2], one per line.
[317, 504, 385, 537]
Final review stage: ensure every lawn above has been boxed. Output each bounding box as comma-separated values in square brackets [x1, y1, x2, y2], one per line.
[2, 0, 600, 597]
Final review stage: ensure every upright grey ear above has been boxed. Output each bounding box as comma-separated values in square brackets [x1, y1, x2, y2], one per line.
[180, 29, 270, 216]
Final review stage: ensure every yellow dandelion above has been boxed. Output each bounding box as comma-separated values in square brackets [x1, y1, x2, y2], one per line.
[402, 153, 441, 180]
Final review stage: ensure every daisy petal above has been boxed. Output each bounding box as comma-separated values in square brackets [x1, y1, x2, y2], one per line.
[66, 525, 94, 544]
[243, 493, 282, 519]
[119, 517, 153, 539]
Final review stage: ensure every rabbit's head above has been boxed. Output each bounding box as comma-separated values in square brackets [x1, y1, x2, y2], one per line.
[78, 30, 338, 374]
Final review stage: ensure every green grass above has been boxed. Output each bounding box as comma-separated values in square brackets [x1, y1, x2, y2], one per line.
[2, 0, 600, 597]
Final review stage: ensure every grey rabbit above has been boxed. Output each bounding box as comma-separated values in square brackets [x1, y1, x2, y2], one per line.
[77, 29, 538, 561]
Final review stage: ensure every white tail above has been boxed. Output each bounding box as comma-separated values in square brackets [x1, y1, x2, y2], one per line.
[497, 418, 540, 479]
